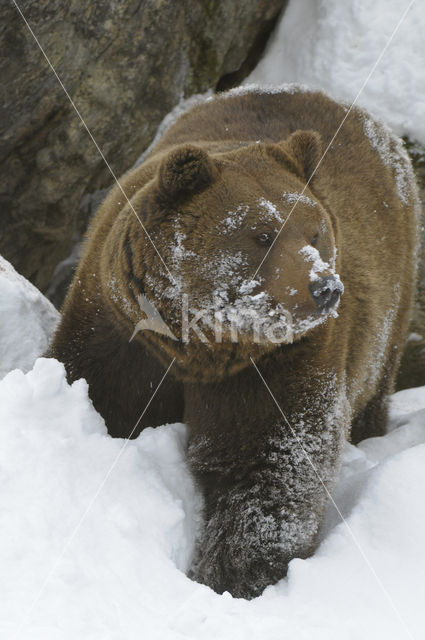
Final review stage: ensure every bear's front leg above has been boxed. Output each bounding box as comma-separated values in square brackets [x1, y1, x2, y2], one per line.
[186, 361, 348, 599]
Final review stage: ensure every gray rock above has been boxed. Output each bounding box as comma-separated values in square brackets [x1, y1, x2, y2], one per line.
[0, 0, 286, 292]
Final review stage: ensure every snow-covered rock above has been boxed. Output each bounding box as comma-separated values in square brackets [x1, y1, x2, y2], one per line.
[247, 0, 425, 145]
[0, 256, 59, 380]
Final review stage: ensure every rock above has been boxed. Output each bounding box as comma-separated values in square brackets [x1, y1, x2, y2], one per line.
[0, 0, 286, 293]
[397, 140, 425, 390]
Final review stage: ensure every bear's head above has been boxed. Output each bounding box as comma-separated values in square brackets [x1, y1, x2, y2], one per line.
[103, 131, 343, 381]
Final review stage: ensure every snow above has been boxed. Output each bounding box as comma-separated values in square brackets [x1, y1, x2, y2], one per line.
[0, 356, 424, 639]
[361, 114, 416, 205]
[282, 192, 317, 208]
[211, 280, 294, 344]
[257, 197, 284, 225]
[221, 205, 249, 233]
[0, 256, 59, 380]
[247, 0, 425, 145]
[0, 359, 201, 640]
[144, 218, 297, 343]
[225, 82, 310, 98]
[299, 244, 340, 284]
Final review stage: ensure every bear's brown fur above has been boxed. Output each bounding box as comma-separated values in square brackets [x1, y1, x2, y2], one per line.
[48, 87, 419, 598]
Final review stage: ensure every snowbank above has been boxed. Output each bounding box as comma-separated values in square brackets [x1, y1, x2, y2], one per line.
[247, 0, 425, 145]
[0, 359, 201, 640]
[0, 357, 424, 640]
[0, 256, 59, 379]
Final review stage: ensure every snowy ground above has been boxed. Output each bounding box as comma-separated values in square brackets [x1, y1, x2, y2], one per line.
[2, 1, 425, 638]
[1, 359, 425, 640]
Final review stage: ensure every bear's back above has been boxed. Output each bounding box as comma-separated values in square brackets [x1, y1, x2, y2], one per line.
[148, 86, 417, 223]
[152, 87, 346, 151]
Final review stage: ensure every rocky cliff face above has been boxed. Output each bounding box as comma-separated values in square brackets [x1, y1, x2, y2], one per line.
[0, 0, 285, 291]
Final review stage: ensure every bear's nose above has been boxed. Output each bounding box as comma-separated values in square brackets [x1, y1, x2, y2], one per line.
[309, 276, 343, 311]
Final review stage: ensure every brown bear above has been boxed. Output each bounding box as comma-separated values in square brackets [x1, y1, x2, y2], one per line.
[48, 86, 420, 599]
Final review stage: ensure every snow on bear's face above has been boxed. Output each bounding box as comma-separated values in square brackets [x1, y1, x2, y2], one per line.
[141, 141, 343, 346]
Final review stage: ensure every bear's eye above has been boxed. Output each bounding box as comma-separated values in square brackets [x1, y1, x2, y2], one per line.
[256, 232, 274, 247]
[311, 232, 319, 247]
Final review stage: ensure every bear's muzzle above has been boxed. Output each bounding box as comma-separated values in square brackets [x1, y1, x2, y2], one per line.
[309, 275, 344, 312]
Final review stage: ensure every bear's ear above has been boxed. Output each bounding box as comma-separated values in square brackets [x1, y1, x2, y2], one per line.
[268, 130, 323, 182]
[158, 145, 218, 203]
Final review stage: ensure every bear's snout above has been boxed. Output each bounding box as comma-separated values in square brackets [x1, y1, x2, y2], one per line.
[309, 276, 343, 311]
